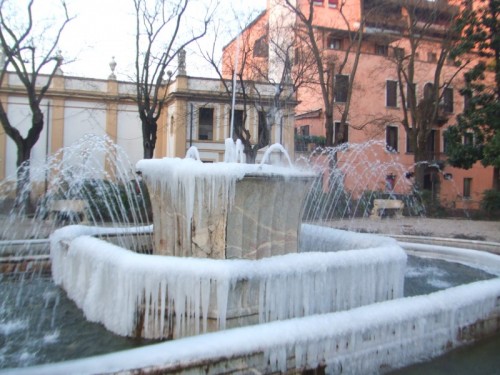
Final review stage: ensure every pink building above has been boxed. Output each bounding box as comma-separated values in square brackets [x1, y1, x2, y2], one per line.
[223, 0, 498, 211]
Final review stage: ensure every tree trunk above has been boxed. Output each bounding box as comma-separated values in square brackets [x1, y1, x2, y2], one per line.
[15, 147, 32, 213]
[245, 148, 257, 164]
[13, 107, 45, 213]
[142, 117, 158, 159]
[413, 133, 428, 191]
[325, 112, 334, 147]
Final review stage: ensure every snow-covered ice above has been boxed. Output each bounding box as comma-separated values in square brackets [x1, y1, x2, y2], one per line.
[50, 224, 406, 339]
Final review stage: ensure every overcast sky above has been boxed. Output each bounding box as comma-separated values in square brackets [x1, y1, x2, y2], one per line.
[43, 0, 267, 80]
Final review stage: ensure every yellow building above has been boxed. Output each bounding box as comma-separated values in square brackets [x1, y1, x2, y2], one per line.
[0, 70, 296, 185]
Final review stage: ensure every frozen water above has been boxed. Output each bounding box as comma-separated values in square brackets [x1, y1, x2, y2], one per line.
[224, 138, 245, 163]
[6, 278, 500, 374]
[50, 225, 406, 339]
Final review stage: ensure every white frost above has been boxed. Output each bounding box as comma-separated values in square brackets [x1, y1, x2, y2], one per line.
[50, 225, 406, 339]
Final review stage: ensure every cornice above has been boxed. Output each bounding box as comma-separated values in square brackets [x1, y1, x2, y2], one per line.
[0, 86, 136, 103]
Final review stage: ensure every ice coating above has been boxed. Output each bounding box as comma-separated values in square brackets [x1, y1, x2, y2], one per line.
[135, 158, 314, 210]
[136, 156, 316, 258]
[11, 278, 500, 375]
[260, 143, 294, 167]
[185, 146, 201, 161]
[50, 225, 407, 339]
[224, 138, 246, 163]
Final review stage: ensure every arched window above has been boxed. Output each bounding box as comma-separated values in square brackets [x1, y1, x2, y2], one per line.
[423, 82, 435, 100]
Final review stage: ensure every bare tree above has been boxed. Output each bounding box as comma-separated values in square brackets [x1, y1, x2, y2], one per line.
[0, 0, 72, 210]
[201, 8, 317, 162]
[372, 0, 467, 190]
[283, 0, 365, 147]
[200, 12, 294, 163]
[133, 0, 212, 159]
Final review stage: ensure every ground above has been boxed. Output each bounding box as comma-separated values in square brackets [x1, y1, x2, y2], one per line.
[325, 217, 500, 243]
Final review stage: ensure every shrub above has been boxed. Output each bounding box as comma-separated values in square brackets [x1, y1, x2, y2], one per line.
[302, 175, 352, 220]
[415, 190, 446, 217]
[481, 189, 500, 219]
[52, 178, 152, 224]
[295, 135, 326, 152]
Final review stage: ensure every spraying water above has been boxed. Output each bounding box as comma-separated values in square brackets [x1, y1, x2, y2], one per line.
[0, 137, 498, 372]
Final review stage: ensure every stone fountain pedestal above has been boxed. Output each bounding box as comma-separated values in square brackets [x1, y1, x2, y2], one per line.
[137, 159, 316, 260]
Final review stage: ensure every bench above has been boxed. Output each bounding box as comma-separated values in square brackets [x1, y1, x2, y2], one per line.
[49, 199, 89, 224]
[370, 199, 404, 219]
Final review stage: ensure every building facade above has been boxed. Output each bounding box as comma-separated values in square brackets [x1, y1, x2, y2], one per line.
[223, 0, 498, 210]
[0, 70, 296, 198]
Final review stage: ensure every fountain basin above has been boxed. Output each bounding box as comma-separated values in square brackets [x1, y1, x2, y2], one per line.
[50, 225, 407, 339]
[10, 274, 500, 375]
[1, 226, 497, 373]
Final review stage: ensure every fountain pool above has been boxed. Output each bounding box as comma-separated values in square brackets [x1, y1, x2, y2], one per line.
[1, 236, 498, 373]
[1, 137, 499, 373]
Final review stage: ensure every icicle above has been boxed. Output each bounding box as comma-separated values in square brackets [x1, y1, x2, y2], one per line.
[216, 278, 230, 330]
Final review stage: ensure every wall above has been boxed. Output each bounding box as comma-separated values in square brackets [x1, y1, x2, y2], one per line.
[1, 72, 296, 192]
[0, 73, 142, 183]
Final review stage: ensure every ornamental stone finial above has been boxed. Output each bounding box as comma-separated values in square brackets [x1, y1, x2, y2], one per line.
[55, 50, 64, 75]
[109, 56, 117, 80]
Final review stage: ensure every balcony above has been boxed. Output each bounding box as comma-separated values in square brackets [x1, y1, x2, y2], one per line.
[363, 0, 459, 40]
[364, 0, 405, 40]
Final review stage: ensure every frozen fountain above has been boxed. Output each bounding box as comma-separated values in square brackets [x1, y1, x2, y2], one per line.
[49, 141, 407, 340]
[1, 138, 500, 374]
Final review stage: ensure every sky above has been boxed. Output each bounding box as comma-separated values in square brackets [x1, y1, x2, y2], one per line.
[25, 0, 267, 80]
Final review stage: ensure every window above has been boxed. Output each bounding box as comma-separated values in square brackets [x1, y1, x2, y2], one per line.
[253, 35, 268, 58]
[334, 122, 349, 144]
[230, 109, 245, 134]
[300, 125, 310, 136]
[386, 126, 398, 152]
[463, 178, 472, 198]
[334, 74, 349, 102]
[426, 129, 438, 156]
[443, 87, 453, 113]
[258, 111, 269, 144]
[375, 44, 388, 56]
[313, 0, 323, 5]
[406, 131, 414, 153]
[427, 52, 437, 62]
[394, 47, 405, 60]
[328, 0, 338, 8]
[386, 80, 398, 107]
[327, 35, 342, 50]
[294, 48, 301, 65]
[198, 108, 214, 140]
[424, 82, 435, 101]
